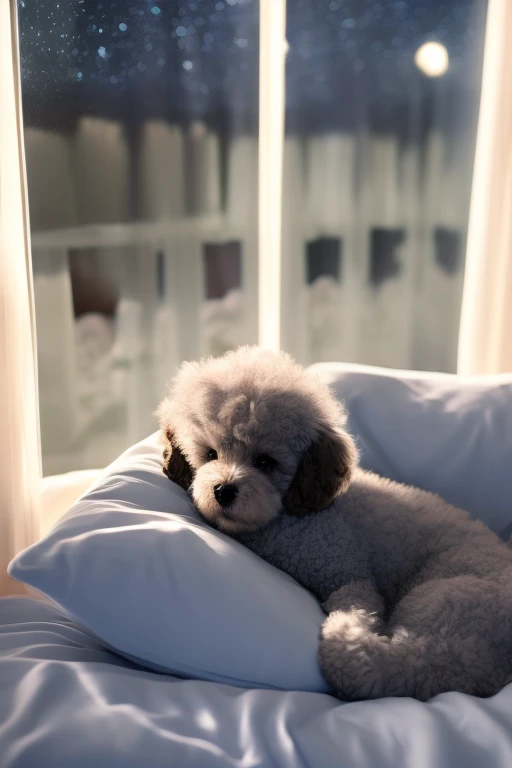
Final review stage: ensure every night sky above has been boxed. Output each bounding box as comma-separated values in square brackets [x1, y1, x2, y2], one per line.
[18, 0, 487, 137]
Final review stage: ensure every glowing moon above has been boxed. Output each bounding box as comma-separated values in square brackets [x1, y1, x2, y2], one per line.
[414, 41, 449, 78]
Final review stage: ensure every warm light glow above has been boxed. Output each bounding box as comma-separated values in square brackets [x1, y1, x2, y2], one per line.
[414, 41, 449, 78]
[258, 0, 286, 352]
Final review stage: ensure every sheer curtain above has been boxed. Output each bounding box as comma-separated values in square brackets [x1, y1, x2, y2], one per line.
[458, 0, 512, 375]
[0, 0, 41, 595]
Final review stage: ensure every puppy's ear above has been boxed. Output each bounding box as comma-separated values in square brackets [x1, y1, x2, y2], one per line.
[163, 429, 193, 492]
[283, 427, 357, 516]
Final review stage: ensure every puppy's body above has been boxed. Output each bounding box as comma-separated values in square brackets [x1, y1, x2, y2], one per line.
[158, 346, 512, 701]
[236, 469, 512, 605]
[235, 471, 512, 701]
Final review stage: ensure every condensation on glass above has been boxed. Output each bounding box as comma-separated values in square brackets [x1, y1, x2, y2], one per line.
[281, 0, 488, 372]
[18, 0, 259, 474]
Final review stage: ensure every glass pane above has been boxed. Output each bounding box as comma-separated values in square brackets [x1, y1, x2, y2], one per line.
[18, 0, 259, 475]
[282, 0, 487, 372]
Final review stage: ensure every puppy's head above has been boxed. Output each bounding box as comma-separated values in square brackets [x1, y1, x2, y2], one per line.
[157, 346, 357, 534]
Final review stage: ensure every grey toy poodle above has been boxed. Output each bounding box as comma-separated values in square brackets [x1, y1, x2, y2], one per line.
[158, 345, 512, 702]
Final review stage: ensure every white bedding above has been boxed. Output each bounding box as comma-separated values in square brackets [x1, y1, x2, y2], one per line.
[8, 362, 512, 765]
[1, 597, 512, 768]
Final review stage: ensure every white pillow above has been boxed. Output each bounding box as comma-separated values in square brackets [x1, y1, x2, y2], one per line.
[310, 363, 512, 537]
[9, 433, 328, 692]
[40, 469, 101, 536]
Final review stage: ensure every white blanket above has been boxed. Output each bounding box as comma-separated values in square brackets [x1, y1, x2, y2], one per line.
[1, 598, 511, 768]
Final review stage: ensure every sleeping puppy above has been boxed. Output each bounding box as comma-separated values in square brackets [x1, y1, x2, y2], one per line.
[158, 346, 512, 702]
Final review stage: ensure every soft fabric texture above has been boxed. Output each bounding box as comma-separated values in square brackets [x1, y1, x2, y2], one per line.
[9, 434, 328, 693]
[2, 597, 512, 768]
[40, 468, 101, 536]
[310, 363, 512, 537]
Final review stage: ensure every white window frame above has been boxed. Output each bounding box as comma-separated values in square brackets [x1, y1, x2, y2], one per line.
[258, 0, 287, 352]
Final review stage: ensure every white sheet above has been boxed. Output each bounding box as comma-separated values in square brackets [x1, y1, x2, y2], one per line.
[1, 598, 512, 768]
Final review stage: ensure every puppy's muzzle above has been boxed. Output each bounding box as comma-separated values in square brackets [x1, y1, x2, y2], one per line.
[214, 483, 238, 508]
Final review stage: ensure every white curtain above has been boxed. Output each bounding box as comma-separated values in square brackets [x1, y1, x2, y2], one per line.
[458, 0, 512, 375]
[0, 1, 41, 595]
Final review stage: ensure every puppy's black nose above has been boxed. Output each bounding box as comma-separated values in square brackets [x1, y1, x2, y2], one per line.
[214, 483, 238, 508]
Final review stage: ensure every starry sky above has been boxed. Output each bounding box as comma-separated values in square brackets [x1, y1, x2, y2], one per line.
[18, 0, 487, 137]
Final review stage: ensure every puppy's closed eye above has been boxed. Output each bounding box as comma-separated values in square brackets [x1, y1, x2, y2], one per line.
[253, 454, 277, 473]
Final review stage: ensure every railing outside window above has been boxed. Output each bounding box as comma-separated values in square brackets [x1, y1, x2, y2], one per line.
[17, 0, 487, 475]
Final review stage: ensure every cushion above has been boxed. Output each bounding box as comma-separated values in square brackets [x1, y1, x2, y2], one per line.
[9, 433, 328, 692]
[310, 363, 512, 537]
[40, 469, 101, 536]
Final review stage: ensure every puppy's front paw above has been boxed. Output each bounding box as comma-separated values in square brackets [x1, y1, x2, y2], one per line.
[319, 609, 386, 701]
[320, 581, 385, 628]
[322, 608, 378, 640]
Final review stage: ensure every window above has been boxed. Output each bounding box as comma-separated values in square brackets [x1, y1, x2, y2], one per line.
[18, 0, 488, 475]
[282, 0, 487, 371]
[18, 0, 259, 474]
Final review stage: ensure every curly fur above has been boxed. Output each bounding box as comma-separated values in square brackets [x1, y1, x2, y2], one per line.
[158, 346, 512, 701]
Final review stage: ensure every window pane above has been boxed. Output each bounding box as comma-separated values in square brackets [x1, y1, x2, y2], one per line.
[282, 0, 487, 372]
[18, 0, 259, 475]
